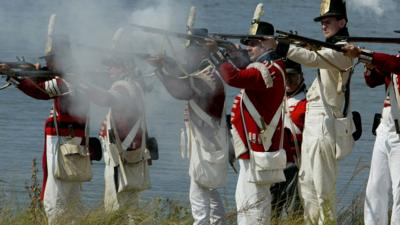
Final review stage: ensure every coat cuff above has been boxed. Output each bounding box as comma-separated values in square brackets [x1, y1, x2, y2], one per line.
[359, 49, 374, 64]
[209, 50, 227, 68]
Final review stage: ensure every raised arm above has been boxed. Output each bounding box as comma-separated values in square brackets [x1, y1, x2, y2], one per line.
[16, 77, 69, 100]
[148, 55, 195, 100]
[276, 42, 353, 71]
[342, 44, 400, 74]
[218, 60, 285, 91]
[156, 69, 195, 100]
[371, 53, 400, 75]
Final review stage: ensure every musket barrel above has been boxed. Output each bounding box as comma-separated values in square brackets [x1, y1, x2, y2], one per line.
[336, 36, 400, 44]
[276, 30, 344, 52]
[6, 69, 55, 78]
[0, 62, 36, 70]
[129, 23, 234, 47]
[208, 33, 272, 40]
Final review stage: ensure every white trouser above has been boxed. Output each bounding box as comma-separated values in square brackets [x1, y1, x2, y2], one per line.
[189, 179, 226, 225]
[298, 105, 337, 225]
[104, 159, 139, 215]
[236, 159, 272, 225]
[43, 136, 82, 225]
[364, 109, 400, 225]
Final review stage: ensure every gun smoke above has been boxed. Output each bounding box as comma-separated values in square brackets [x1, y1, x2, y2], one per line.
[348, 0, 398, 16]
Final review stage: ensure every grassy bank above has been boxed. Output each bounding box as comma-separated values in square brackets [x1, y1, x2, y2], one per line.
[0, 159, 365, 225]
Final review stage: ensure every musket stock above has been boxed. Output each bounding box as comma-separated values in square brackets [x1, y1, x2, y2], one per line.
[276, 30, 344, 52]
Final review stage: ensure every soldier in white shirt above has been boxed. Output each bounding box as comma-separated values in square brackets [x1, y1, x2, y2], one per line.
[274, 0, 353, 224]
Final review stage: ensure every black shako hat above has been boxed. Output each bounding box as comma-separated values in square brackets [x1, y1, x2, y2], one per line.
[240, 21, 274, 45]
[186, 28, 208, 48]
[314, 0, 348, 22]
[284, 59, 302, 75]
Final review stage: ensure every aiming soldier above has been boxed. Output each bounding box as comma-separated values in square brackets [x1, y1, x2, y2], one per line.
[0, 26, 98, 225]
[343, 40, 400, 225]
[147, 27, 229, 225]
[274, 0, 354, 224]
[81, 27, 151, 224]
[207, 20, 288, 225]
[343, 43, 400, 74]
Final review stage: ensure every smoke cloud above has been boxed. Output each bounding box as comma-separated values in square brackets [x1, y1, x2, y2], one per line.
[0, 0, 193, 128]
[348, 0, 398, 16]
[43, 1, 190, 120]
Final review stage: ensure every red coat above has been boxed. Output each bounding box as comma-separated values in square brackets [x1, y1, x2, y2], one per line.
[16, 76, 88, 201]
[285, 87, 306, 163]
[372, 53, 400, 75]
[219, 59, 288, 159]
[364, 63, 400, 108]
[17, 77, 88, 137]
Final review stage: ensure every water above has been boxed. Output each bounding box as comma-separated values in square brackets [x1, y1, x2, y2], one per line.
[0, 0, 399, 212]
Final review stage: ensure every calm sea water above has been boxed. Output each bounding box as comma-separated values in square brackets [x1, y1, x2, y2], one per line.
[0, 0, 399, 213]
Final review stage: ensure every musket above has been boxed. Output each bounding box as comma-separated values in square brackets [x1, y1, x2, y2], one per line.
[0, 68, 56, 90]
[0, 60, 54, 89]
[208, 33, 271, 40]
[275, 30, 345, 52]
[129, 23, 235, 49]
[0, 68, 55, 78]
[0, 61, 36, 70]
[334, 36, 400, 44]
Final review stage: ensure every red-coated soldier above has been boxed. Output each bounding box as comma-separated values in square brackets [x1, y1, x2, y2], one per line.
[343, 43, 400, 224]
[343, 43, 400, 75]
[0, 35, 94, 224]
[343, 37, 400, 224]
[271, 59, 306, 218]
[207, 21, 288, 225]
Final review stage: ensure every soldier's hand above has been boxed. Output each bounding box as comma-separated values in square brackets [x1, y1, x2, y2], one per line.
[205, 38, 218, 52]
[0, 64, 11, 74]
[342, 44, 362, 58]
[365, 63, 375, 71]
